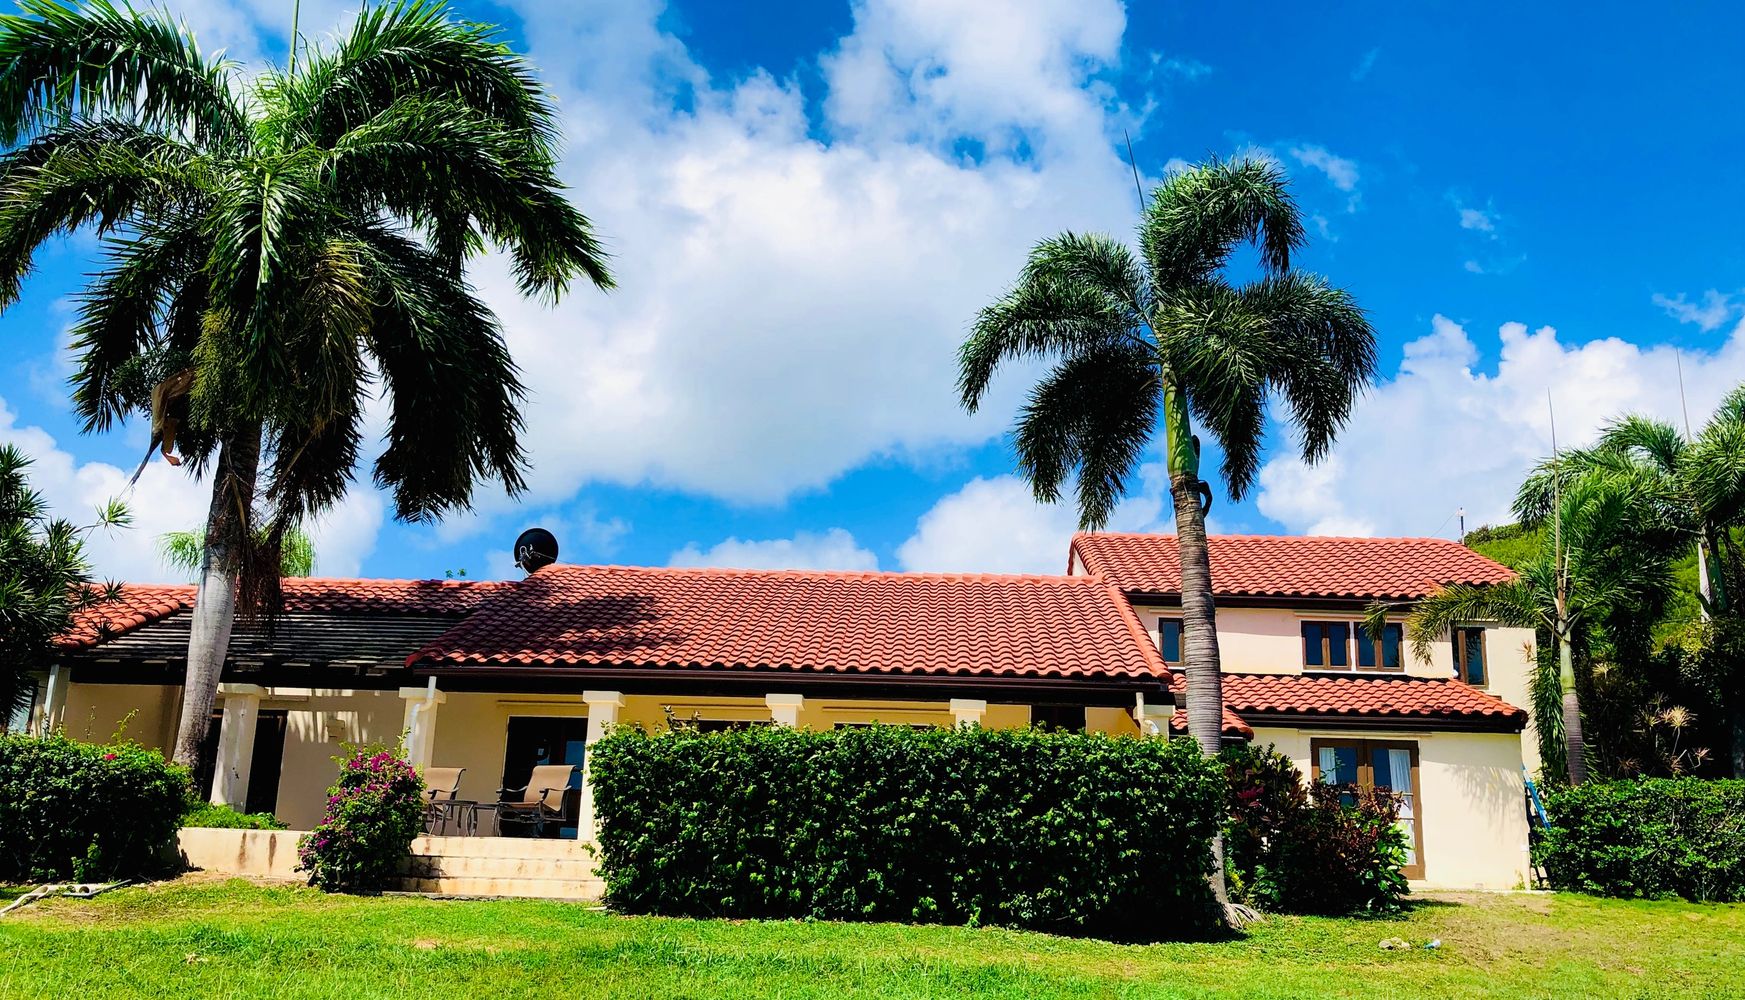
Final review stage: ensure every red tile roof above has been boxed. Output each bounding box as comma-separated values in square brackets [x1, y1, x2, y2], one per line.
[53, 578, 508, 648]
[1166, 698, 1255, 739]
[1070, 533, 1515, 600]
[1168, 671, 1526, 732]
[409, 564, 1170, 686]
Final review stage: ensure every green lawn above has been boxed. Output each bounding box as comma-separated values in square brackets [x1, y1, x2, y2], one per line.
[0, 878, 1740, 999]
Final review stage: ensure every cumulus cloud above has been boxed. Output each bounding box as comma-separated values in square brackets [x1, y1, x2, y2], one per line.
[1653, 289, 1739, 332]
[1256, 314, 1745, 539]
[1288, 145, 1360, 193]
[1458, 207, 1496, 233]
[669, 527, 878, 571]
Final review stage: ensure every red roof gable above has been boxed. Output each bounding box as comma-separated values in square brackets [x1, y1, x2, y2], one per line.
[1070, 533, 1515, 600]
[409, 564, 1170, 686]
[53, 578, 508, 648]
[1168, 672, 1526, 732]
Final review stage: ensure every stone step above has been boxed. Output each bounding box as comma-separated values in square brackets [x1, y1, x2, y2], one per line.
[396, 875, 604, 900]
[409, 835, 595, 861]
[403, 854, 599, 881]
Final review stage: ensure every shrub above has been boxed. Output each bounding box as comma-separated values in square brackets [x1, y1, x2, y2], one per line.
[591, 724, 1226, 939]
[0, 731, 190, 882]
[181, 802, 288, 830]
[295, 747, 426, 892]
[1221, 743, 1411, 916]
[1537, 777, 1745, 902]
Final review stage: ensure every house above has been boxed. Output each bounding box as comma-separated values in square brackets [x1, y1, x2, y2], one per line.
[1069, 532, 1533, 888]
[18, 532, 1533, 890]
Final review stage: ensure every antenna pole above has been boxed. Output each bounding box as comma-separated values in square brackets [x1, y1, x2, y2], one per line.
[289, 0, 302, 73]
[1676, 349, 1714, 618]
[1458, 506, 1466, 544]
[1548, 389, 1563, 596]
[1123, 130, 1146, 213]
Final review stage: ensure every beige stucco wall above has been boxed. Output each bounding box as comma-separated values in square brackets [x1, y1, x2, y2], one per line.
[1250, 725, 1531, 890]
[61, 681, 181, 747]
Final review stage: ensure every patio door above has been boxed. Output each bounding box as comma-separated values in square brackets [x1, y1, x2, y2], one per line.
[1310, 738, 1424, 879]
[191, 709, 288, 817]
[502, 716, 588, 838]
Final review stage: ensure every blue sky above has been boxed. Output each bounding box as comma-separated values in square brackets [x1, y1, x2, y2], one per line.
[1, 0, 1742, 583]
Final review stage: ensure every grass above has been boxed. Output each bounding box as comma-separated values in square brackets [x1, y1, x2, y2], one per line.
[0, 878, 1741, 998]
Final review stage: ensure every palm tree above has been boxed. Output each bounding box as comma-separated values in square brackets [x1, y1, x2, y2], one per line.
[0, 0, 612, 768]
[1380, 473, 1678, 783]
[960, 157, 1376, 909]
[1513, 385, 1745, 775]
[161, 525, 314, 579]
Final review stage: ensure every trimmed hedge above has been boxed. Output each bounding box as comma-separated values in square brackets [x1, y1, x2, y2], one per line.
[181, 802, 288, 830]
[0, 732, 190, 882]
[590, 724, 1226, 939]
[1538, 777, 1745, 902]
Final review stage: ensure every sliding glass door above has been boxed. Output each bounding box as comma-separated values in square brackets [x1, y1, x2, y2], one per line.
[1311, 738, 1424, 879]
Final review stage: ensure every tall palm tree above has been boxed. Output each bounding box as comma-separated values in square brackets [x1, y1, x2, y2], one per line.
[1514, 385, 1745, 774]
[960, 157, 1375, 909]
[1381, 473, 1678, 783]
[161, 525, 314, 579]
[0, 0, 612, 768]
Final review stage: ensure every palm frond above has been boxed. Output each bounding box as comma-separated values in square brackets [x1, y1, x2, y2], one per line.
[1400, 577, 1546, 663]
[1235, 272, 1376, 464]
[1140, 156, 1305, 286]
[1012, 343, 1160, 529]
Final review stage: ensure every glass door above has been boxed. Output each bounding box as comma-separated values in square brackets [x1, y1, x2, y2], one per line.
[1311, 738, 1424, 879]
[502, 716, 589, 839]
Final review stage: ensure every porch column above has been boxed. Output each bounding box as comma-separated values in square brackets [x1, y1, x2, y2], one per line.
[949, 699, 988, 728]
[398, 684, 448, 771]
[36, 665, 69, 735]
[210, 683, 265, 807]
[765, 693, 805, 728]
[579, 690, 624, 846]
[1140, 703, 1174, 738]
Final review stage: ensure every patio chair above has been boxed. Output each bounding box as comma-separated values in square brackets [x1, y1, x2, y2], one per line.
[495, 764, 577, 838]
[422, 766, 465, 835]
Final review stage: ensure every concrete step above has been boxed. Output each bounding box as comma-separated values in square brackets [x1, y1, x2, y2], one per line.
[404, 854, 598, 881]
[396, 875, 604, 899]
[409, 835, 594, 861]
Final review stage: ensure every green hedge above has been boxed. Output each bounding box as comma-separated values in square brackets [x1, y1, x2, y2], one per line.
[0, 732, 191, 882]
[181, 802, 288, 830]
[590, 724, 1225, 939]
[1538, 778, 1745, 902]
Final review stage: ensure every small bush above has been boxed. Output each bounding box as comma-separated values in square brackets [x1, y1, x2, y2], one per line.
[0, 732, 190, 882]
[1221, 743, 1411, 916]
[295, 747, 425, 892]
[181, 802, 287, 830]
[1537, 777, 1745, 902]
[591, 724, 1226, 939]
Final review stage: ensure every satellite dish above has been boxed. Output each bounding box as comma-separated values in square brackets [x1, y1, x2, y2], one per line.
[514, 527, 559, 573]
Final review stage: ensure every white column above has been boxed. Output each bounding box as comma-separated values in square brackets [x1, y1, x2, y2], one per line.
[1140, 703, 1175, 738]
[949, 698, 988, 728]
[579, 690, 624, 847]
[398, 683, 448, 771]
[765, 693, 805, 728]
[210, 683, 265, 807]
[36, 665, 69, 735]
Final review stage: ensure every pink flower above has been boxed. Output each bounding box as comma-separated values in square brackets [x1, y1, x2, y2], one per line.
[102, 753, 117, 761]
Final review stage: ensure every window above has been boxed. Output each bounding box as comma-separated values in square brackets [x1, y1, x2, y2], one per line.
[1311, 738, 1424, 879]
[1301, 621, 1351, 668]
[1454, 627, 1487, 686]
[1031, 704, 1087, 731]
[1157, 618, 1184, 665]
[1356, 622, 1405, 672]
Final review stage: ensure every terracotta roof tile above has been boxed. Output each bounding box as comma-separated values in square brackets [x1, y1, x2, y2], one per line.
[1168, 671, 1526, 731]
[1167, 702, 1255, 739]
[1071, 533, 1515, 600]
[409, 564, 1170, 685]
[53, 578, 507, 648]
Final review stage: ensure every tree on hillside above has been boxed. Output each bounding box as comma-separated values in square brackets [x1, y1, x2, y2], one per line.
[959, 157, 1376, 915]
[1380, 472, 1680, 784]
[0, 0, 613, 767]
[1513, 385, 1745, 776]
[0, 444, 127, 730]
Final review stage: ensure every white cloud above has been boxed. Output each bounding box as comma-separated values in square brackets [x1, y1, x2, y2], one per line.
[668, 527, 878, 571]
[1458, 207, 1496, 233]
[1351, 48, 1380, 82]
[1288, 144, 1360, 193]
[1256, 313, 1745, 539]
[1151, 54, 1211, 81]
[896, 466, 1171, 574]
[1653, 289, 1738, 332]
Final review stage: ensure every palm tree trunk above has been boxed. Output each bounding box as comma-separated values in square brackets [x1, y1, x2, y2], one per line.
[1557, 627, 1586, 785]
[170, 424, 261, 770]
[1171, 469, 1231, 915]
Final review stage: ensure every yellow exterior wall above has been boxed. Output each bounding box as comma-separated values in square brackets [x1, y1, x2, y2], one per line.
[62, 682, 181, 748]
[1249, 725, 1531, 890]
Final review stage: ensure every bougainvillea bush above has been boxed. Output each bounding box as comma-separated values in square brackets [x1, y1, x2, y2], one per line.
[590, 724, 1227, 940]
[296, 748, 426, 892]
[1221, 743, 1410, 916]
[0, 732, 190, 882]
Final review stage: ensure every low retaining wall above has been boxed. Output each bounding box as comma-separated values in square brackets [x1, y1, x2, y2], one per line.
[178, 828, 306, 880]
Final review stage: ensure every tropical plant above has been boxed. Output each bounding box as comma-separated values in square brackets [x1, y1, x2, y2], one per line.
[0, 0, 612, 768]
[1378, 473, 1679, 784]
[160, 525, 313, 579]
[958, 157, 1376, 912]
[1514, 385, 1745, 776]
[0, 444, 128, 730]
